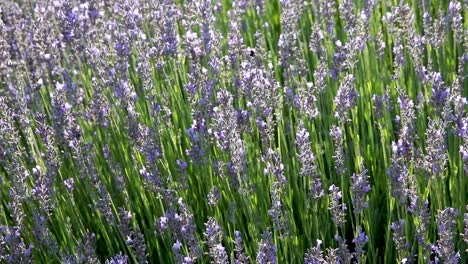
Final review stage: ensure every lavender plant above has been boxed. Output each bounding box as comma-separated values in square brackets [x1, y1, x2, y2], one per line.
[0, 0, 466, 263]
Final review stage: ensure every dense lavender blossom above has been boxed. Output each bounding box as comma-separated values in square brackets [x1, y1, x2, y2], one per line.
[343, 14, 370, 71]
[0, 97, 29, 228]
[118, 208, 148, 263]
[278, 0, 303, 79]
[338, 0, 357, 33]
[388, 139, 417, 209]
[172, 240, 194, 264]
[304, 240, 325, 264]
[330, 41, 347, 80]
[447, 77, 467, 137]
[334, 74, 359, 122]
[105, 252, 129, 264]
[186, 118, 209, 164]
[210, 90, 247, 189]
[391, 220, 410, 253]
[427, 72, 449, 112]
[423, 119, 448, 178]
[50, 81, 83, 149]
[433, 208, 460, 263]
[350, 163, 371, 214]
[34, 112, 61, 180]
[394, 87, 417, 162]
[312, 0, 336, 34]
[296, 82, 320, 119]
[268, 181, 289, 236]
[226, 0, 246, 80]
[447, 0, 463, 44]
[0, 226, 33, 263]
[155, 0, 180, 57]
[256, 229, 277, 264]
[96, 183, 116, 224]
[309, 23, 325, 58]
[154, 197, 203, 260]
[422, 12, 446, 49]
[135, 123, 163, 190]
[304, 239, 342, 264]
[382, 3, 414, 79]
[240, 48, 282, 148]
[296, 120, 323, 199]
[204, 218, 229, 264]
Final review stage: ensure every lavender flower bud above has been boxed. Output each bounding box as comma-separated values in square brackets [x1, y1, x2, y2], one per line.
[424, 119, 447, 179]
[433, 208, 460, 263]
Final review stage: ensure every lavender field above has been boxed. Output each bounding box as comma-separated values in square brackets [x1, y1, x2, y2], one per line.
[0, 0, 467, 263]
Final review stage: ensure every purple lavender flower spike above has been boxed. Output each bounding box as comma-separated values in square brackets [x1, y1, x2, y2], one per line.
[391, 219, 410, 254]
[204, 218, 229, 264]
[328, 185, 347, 228]
[424, 119, 447, 179]
[334, 234, 352, 263]
[296, 120, 323, 199]
[330, 126, 346, 176]
[234, 230, 249, 264]
[434, 208, 460, 263]
[304, 239, 325, 263]
[105, 252, 129, 264]
[352, 227, 369, 264]
[350, 162, 371, 214]
[256, 229, 277, 264]
[462, 206, 468, 252]
[334, 74, 359, 122]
